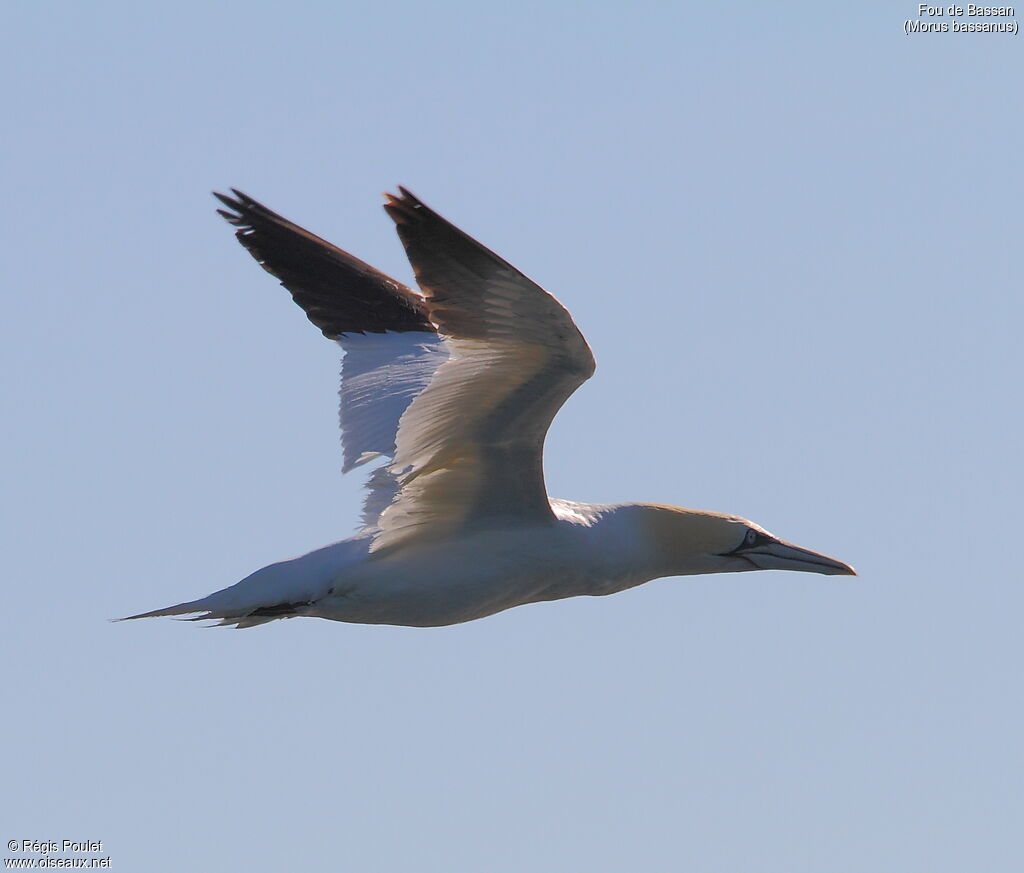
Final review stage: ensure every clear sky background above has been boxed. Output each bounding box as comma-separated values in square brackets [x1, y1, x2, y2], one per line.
[3, 2, 1021, 871]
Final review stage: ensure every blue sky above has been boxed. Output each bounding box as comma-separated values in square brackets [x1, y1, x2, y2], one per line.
[3, 3, 1021, 871]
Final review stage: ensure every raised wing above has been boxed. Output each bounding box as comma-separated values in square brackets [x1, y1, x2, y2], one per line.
[372, 188, 596, 552]
[214, 191, 449, 525]
[215, 189, 430, 338]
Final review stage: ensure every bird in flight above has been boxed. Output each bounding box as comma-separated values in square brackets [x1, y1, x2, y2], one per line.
[125, 188, 854, 629]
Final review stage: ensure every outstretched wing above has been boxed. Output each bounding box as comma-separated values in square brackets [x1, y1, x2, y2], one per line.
[372, 188, 596, 552]
[214, 188, 596, 550]
[215, 189, 430, 339]
[214, 190, 449, 525]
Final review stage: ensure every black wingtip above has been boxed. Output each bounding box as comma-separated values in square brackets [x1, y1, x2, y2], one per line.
[209, 186, 434, 338]
[396, 185, 420, 205]
[214, 189, 279, 221]
[230, 187, 256, 205]
[213, 191, 246, 226]
[383, 186, 430, 227]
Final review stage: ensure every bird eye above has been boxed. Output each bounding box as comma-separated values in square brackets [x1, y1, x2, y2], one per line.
[745, 529, 758, 545]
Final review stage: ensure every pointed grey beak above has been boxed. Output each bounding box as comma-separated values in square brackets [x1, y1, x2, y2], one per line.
[742, 540, 856, 576]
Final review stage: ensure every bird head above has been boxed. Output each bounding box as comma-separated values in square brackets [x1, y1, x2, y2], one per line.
[642, 505, 856, 577]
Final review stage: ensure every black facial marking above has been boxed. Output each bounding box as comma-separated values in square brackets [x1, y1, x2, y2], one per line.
[721, 528, 773, 556]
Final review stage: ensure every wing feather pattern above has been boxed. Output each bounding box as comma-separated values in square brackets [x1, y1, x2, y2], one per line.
[214, 188, 595, 550]
[214, 191, 449, 525]
[372, 188, 596, 551]
[214, 189, 430, 337]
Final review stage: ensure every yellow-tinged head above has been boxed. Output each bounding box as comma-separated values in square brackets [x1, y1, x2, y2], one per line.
[638, 503, 856, 578]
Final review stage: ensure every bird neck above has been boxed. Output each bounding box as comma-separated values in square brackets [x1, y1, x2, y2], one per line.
[609, 503, 746, 578]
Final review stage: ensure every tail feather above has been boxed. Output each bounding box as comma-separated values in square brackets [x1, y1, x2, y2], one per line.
[117, 538, 366, 629]
[118, 598, 213, 621]
[117, 600, 297, 629]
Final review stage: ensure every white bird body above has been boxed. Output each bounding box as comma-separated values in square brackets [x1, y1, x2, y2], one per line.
[164, 501, 766, 628]
[321, 517, 598, 628]
[126, 188, 853, 629]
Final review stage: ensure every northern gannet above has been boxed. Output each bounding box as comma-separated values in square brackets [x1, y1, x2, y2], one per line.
[126, 188, 854, 629]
